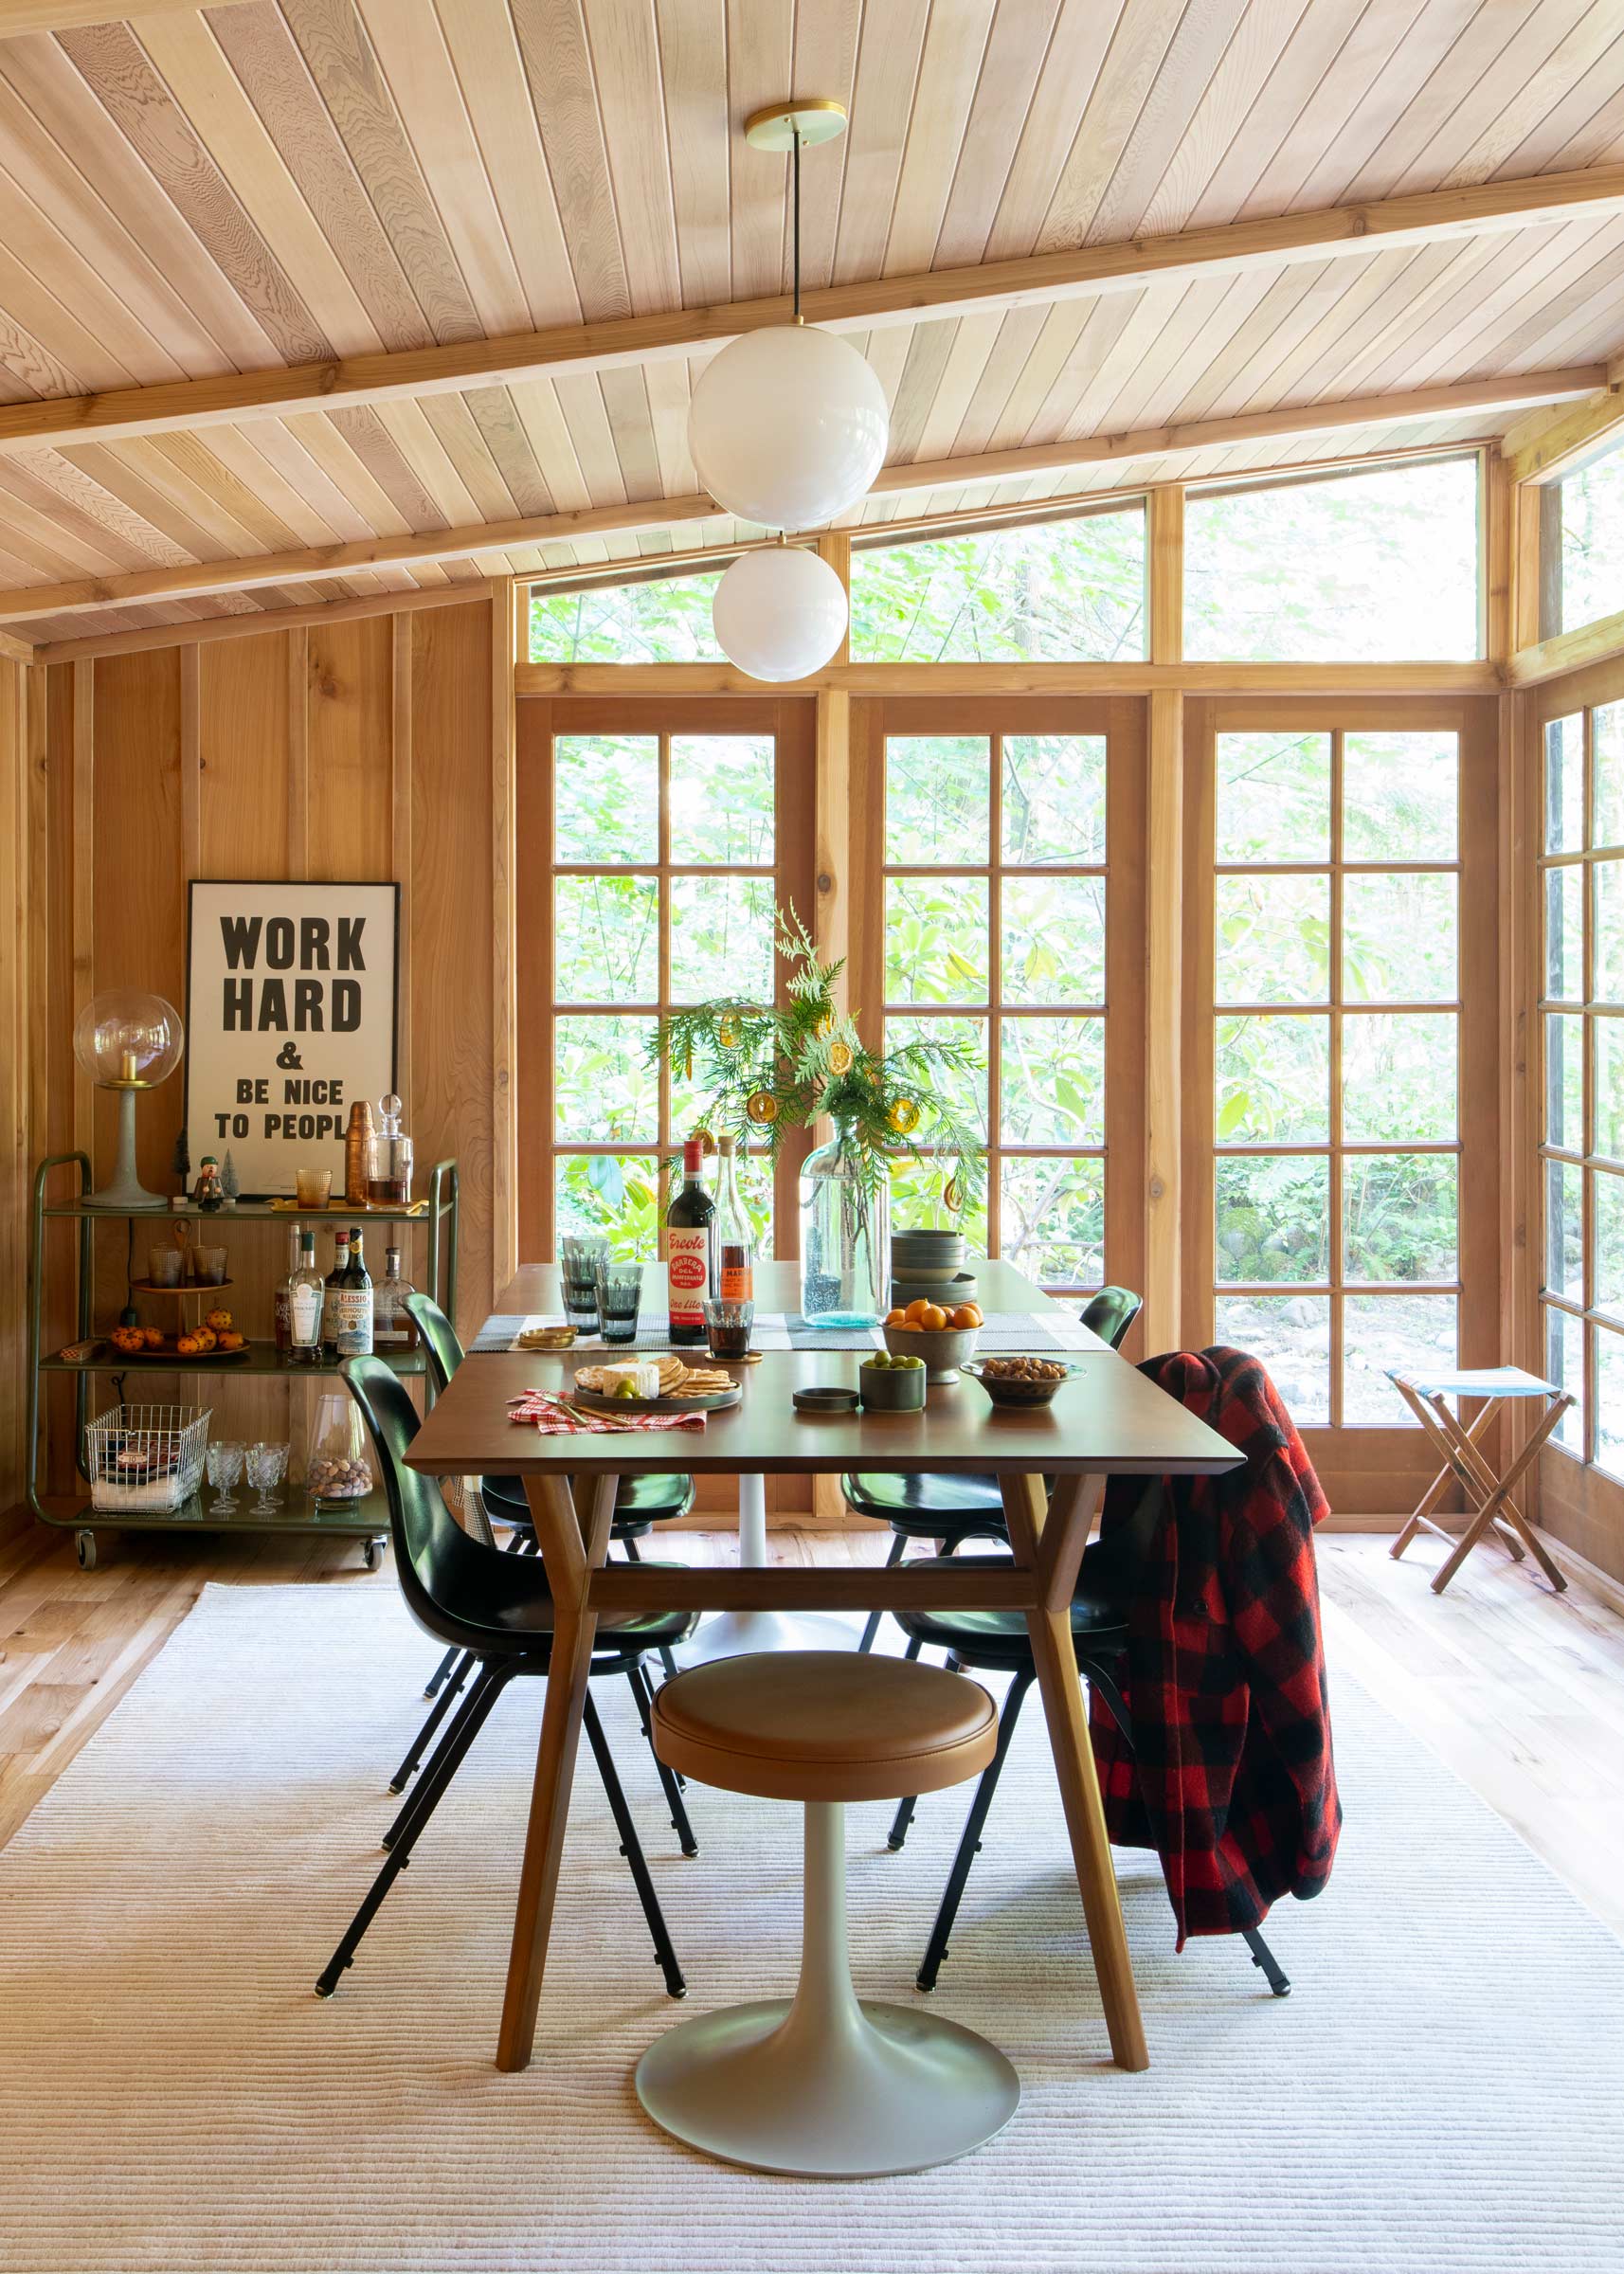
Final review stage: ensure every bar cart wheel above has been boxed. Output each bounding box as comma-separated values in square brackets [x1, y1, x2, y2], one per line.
[75, 1529, 99, 1570]
[361, 1537, 385, 1573]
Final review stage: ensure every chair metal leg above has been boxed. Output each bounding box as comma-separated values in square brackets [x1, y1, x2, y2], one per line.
[914, 1670, 1036, 1992]
[383, 1666, 493, 1850]
[625, 1662, 699, 1855]
[391, 1648, 474, 1792]
[857, 1531, 909, 1654]
[1243, 1925, 1291, 1996]
[625, 1661, 652, 1739]
[316, 1666, 510, 1998]
[422, 1642, 460, 1701]
[580, 1689, 687, 1998]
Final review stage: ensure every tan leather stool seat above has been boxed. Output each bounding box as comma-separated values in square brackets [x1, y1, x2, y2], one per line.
[650, 1650, 999, 1805]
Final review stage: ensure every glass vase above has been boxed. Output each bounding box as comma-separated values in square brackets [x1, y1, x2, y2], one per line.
[799, 1118, 891, 1327]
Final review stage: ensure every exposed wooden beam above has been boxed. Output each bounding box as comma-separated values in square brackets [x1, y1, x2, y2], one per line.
[0, 168, 1619, 454]
[0, 626, 34, 666]
[1503, 379, 1624, 484]
[515, 660, 1499, 696]
[33, 582, 479, 666]
[0, 0, 255, 33]
[0, 370, 1593, 627]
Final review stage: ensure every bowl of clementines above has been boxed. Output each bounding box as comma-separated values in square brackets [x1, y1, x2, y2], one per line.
[881, 1294, 983, 1384]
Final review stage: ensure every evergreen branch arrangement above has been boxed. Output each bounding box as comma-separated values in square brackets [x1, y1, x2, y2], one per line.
[650, 910, 984, 1210]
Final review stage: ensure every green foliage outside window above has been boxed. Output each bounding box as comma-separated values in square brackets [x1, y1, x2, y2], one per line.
[1555, 438, 1624, 636]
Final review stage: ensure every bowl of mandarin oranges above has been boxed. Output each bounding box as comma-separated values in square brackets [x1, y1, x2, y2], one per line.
[881, 1294, 984, 1384]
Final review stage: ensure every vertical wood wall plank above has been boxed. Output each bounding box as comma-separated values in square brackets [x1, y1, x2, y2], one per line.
[287, 628, 309, 880]
[0, 664, 26, 1504]
[70, 660, 94, 1168]
[391, 611, 414, 1123]
[1144, 685, 1183, 1350]
[488, 578, 517, 1291]
[309, 616, 393, 879]
[179, 646, 200, 878]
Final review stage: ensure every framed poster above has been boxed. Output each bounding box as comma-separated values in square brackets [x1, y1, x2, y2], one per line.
[184, 880, 400, 1199]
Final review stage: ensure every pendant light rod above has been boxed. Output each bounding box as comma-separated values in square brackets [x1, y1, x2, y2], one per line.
[745, 99, 845, 320]
[793, 125, 802, 323]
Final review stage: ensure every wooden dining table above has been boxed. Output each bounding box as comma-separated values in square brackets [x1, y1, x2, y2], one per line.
[405, 1263, 1240, 2078]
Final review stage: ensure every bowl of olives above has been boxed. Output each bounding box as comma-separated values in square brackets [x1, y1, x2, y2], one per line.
[858, 1351, 928, 1412]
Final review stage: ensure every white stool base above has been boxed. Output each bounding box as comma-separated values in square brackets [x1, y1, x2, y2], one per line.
[677, 1606, 860, 1665]
[636, 1994, 1020, 2176]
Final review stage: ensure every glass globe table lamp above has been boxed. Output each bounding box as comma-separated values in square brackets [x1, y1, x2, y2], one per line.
[72, 989, 185, 1209]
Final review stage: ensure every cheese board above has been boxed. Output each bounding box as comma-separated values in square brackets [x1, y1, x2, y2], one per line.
[570, 1357, 741, 1413]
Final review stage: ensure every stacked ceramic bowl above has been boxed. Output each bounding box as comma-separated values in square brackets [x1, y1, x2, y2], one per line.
[891, 1227, 976, 1313]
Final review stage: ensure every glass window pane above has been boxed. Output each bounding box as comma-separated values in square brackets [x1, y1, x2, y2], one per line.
[1001, 875, 1105, 1004]
[555, 1155, 660, 1259]
[1344, 1153, 1457, 1283]
[1595, 1170, 1624, 1320]
[1544, 714, 1583, 854]
[553, 734, 658, 862]
[885, 877, 990, 1004]
[1216, 1014, 1329, 1143]
[884, 1014, 989, 1139]
[1594, 705, 1624, 850]
[1185, 458, 1480, 662]
[669, 875, 775, 1003]
[1544, 1158, 1584, 1303]
[1215, 732, 1329, 863]
[884, 738, 989, 864]
[1001, 1016, 1105, 1146]
[1596, 1326, 1624, 1483]
[851, 507, 1147, 663]
[890, 1152, 988, 1255]
[1597, 1019, 1624, 1161]
[1343, 874, 1456, 1002]
[1556, 440, 1624, 636]
[1596, 860, 1624, 1003]
[554, 1015, 659, 1141]
[1213, 1293, 1331, 1426]
[1215, 874, 1330, 1003]
[554, 875, 659, 1002]
[1344, 1293, 1458, 1424]
[1216, 1155, 1330, 1284]
[1546, 1011, 1584, 1151]
[1001, 735, 1106, 865]
[1544, 864, 1584, 1001]
[1343, 1013, 1456, 1142]
[668, 735, 774, 864]
[1545, 1305, 1585, 1453]
[1000, 1155, 1105, 1289]
[531, 573, 724, 663]
[1343, 732, 1457, 861]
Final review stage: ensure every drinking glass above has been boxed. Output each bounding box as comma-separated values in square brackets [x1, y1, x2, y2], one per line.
[193, 1246, 228, 1286]
[560, 1234, 608, 1329]
[296, 1166, 333, 1209]
[205, 1440, 244, 1514]
[596, 1264, 643, 1345]
[244, 1441, 290, 1513]
[147, 1246, 183, 1288]
[703, 1297, 754, 1362]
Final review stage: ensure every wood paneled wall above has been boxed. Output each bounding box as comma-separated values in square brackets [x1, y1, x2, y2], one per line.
[17, 595, 502, 1495]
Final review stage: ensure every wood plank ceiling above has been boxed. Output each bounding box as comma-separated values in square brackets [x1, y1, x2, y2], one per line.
[5, 0, 1624, 647]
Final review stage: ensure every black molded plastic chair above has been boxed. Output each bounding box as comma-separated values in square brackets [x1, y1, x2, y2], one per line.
[886, 1482, 1290, 2002]
[845, 1287, 1144, 1654]
[315, 1357, 699, 2004]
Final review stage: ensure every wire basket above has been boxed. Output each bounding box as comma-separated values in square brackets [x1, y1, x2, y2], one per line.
[84, 1402, 211, 1512]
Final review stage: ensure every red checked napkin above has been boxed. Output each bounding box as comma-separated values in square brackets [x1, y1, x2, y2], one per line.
[507, 1390, 706, 1435]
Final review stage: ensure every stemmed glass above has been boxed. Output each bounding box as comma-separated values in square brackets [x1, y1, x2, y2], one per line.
[205, 1440, 244, 1514]
[244, 1441, 290, 1514]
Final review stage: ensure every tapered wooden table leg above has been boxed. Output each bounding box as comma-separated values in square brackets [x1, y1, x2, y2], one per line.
[1002, 1471, 1148, 2073]
[496, 1473, 617, 2073]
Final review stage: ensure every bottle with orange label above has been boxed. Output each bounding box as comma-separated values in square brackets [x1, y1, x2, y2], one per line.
[714, 1132, 754, 1302]
[665, 1136, 716, 1346]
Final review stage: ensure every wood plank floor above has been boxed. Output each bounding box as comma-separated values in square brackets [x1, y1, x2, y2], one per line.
[1, 1509, 1620, 1940]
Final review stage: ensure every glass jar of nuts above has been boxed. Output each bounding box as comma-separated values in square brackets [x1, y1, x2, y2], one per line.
[305, 1393, 375, 1502]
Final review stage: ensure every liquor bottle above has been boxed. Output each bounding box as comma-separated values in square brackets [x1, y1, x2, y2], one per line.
[334, 1227, 374, 1360]
[343, 1100, 374, 1208]
[665, 1136, 716, 1346]
[321, 1229, 351, 1358]
[714, 1134, 754, 1302]
[273, 1221, 301, 1353]
[372, 1243, 417, 1353]
[286, 1231, 324, 1368]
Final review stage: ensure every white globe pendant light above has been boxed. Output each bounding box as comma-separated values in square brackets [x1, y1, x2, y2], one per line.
[688, 99, 888, 534]
[712, 546, 848, 682]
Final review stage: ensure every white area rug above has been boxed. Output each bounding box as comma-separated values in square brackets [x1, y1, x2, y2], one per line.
[1, 1583, 1620, 2274]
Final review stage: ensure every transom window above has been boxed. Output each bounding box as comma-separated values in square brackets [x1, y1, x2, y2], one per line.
[1205, 725, 1463, 1424]
[1539, 701, 1624, 1478]
[880, 730, 1109, 1293]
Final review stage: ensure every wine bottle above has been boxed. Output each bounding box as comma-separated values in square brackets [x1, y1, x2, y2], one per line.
[665, 1137, 715, 1346]
[334, 1227, 374, 1359]
[274, 1220, 300, 1353]
[287, 1231, 324, 1368]
[714, 1133, 753, 1302]
[372, 1243, 417, 1352]
[321, 1228, 350, 1359]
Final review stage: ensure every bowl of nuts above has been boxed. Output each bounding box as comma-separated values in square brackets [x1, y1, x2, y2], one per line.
[962, 1355, 1078, 1408]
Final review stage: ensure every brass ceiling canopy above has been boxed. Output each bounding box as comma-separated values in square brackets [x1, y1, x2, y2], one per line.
[743, 99, 849, 153]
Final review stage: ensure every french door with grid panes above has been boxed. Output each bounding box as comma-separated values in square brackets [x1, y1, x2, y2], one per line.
[1537, 692, 1624, 1488]
[1182, 700, 1497, 1483]
[516, 698, 814, 1261]
[850, 699, 1146, 1309]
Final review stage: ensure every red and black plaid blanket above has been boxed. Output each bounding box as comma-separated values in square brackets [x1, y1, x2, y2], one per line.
[1089, 1345, 1341, 1945]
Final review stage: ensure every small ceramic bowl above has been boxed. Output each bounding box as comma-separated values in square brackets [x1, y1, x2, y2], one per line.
[881, 1321, 979, 1383]
[793, 1385, 859, 1417]
[962, 1358, 1078, 1408]
[858, 1359, 927, 1413]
